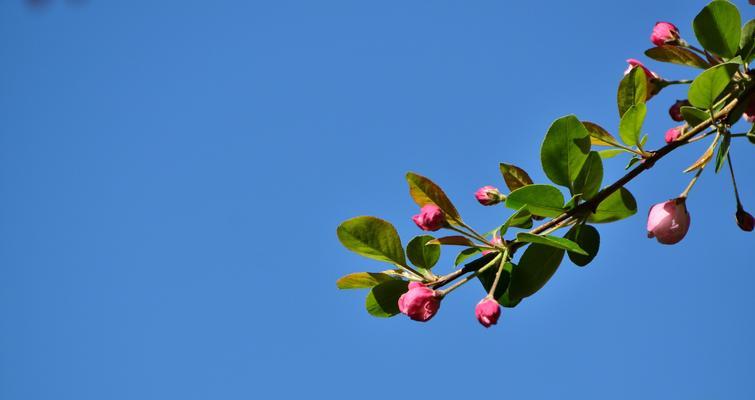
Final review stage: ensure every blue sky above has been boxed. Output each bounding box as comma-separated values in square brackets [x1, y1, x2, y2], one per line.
[1, 1, 754, 399]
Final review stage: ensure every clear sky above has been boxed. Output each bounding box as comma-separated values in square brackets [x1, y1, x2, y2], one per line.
[1, 1, 754, 399]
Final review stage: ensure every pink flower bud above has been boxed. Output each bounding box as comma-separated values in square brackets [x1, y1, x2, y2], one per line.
[647, 198, 691, 245]
[736, 208, 754, 232]
[624, 59, 662, 100]
[650, 22, 680, 46]
[475, 298, 501, 328]
[665, 126, 683, 144]
[475, 185, 503, 206]
[412, 204, 445, 231]
[482, 234, 503, 255]
[398, 282, 441, 322]
[744, 95, 755, 123]
[669, 99, 689, 121]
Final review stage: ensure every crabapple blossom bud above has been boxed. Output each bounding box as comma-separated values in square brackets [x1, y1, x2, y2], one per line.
[669, 99, 689, 121]
[482, 235, 503, 255]
[651, 22, 680, 46]
[398, 282, 441, 322]
[736, 208, 754, 232]
[665, 126, 683, 144]
[743, 94, 755, 123]
[475, 185, 503, 206]
[412, 204, 445, 231]
[647, 198, 691, 245]
[624, 59, 662, 100]
[475, 298, 501, 328]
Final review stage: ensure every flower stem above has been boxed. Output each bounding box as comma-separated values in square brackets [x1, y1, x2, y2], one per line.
[726, 152, 742, 207]
[437, 253, 502, 297]
[486, 250, 509, 299]
[679, 164, 706, 199]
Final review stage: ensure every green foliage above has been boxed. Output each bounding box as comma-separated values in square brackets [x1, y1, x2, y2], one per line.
[587, 187, 637, 223]
[515, 232, 588, 255]
[337, 216, 406, 266]
[477, 261, 514, 305]
[681, 106, 710, 127]
[573, 152, 603, 200]
[365, 280, 409, 317]
[564, 224, 600, 266]
[507, 243, 565, 303]
[406, 235, 440, 270]
[644, 46, 710, 69]
[740, 19, 755, 62]
[617, 67, 647, 117]
[337, 272, 398, 289]
[406, 172, 463, 226]
[693, 0, 742, 59]
[540, 115, 591, 191]
[583, 121, 620, 147]
[714, 134, 731, 173]
[455, 248, 481, 266]
[499, 163, 534, 191]
[505, 184, 565, 218]
[688, 62, 741, 109]
[618, 103, 647, 147]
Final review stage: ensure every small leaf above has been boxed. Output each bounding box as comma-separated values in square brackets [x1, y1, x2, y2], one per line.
[516, 232, 588, 255]
[618, 103, 647, 147]
[564, 224, 600, 267]
[587, 187, 638, 223]
[617, 67, 648, 117]
[505, 184, 565, 218]
[688, 62, 740, 109]
[499, 163, 534, 191]
[406, 172, 463, 225]
[644, 46, 710, 69]
[337, 272, 397, 289]
[427, 236, 476, 247]
[406, 235, 441, 270]
[365, 280, 409, 317]
[714, 134, 731, 173]
[337, 216, 406, 265]
[583, 121, 620, 147]
[455, 248, 481, 266]
[564, 194, 581, 210]
[684, 135, 718, 173]
[573, 151, 603, 200]
[497, 205, 532, 237]
[740, 19, 755, 62]
[693, 0, 742, 59]
[681, 106, 710, 127]
[540, 115, 591, 190]
[598, 149, 624, 159]
[625, 156, 641, 170]
[506, 243, 565, 302]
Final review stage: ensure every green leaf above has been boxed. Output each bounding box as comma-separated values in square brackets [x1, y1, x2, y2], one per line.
[617, 67, 648, 117]
[454, 248, 481, 266]
[564, 224, 600, 267]
[515, 232, 588, 255]
[427, 236, 476, 247]
[688, 62, 741, 109]
[625, 156, 641, 170]
[540, 115, 591, 190]
[572, 151, 603, 201]
[618, 103, 647, 147]
[365, 280, 409, 317]
[714, 134, 731, 173]
[337, 272, 398, 289]
[587, 187, 638, 223]
[644, 46, 710, 69]
[499, 163, 534, 191]
[583, 121, 620, 147]
[478, 261, 514, 305]
[505, 184, 565, 218]
[740, 19, 755, 62]
[337, 216, 406, 265]
[406, 172, 463, 225]
[693, 0, 742, 59]
[502, 206, 533, 233]
[598, 149, 624, 159]
[681, 106, 710, 127]
[406, 235, 441, 270]
[507, 243, 565, 302]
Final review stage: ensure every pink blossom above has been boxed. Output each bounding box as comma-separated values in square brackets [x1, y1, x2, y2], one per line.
[482, 235, 503, 256]
[665, 126, 683, 144]
[475, 185, 502, 206]
[647, 198, 691, 244]
[398, 282, 441, 322]
[744, 95, 755, 123]
[651, 22, 680, 46]
[736, 208, 754, 232]
[475, 298, 501, 328]
[624, 59, 662, 100]
[412, 204, 445, 231]
[668, 99, 689, 122]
